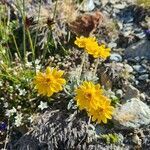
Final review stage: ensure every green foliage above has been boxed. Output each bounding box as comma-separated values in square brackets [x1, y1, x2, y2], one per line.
[100, 133, 120, 144]
[111, 96, 120, 107]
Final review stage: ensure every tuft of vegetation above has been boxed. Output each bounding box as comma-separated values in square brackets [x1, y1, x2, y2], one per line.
[100, 133, 120, 144]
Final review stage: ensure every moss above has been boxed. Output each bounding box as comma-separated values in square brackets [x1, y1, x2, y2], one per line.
[100, 133, 120, 144]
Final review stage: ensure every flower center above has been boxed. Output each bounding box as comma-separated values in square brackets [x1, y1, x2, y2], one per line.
[45, 77, 52, 83]
[99, 107, 104, 113]
[85, 92, 92, 100]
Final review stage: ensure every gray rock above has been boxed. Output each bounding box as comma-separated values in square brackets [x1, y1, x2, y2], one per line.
[135, 32, 146, 39]
[110, 53, 122, 62]
[80, 0, 95, 11]
[108, 42, 117, 48]
[109, 0, 120, 4]
[124, 84, 140, 101]
[113, 4, 126, 9]
[113, 98, 150, 129]
[125, 39, 150, 59]
[133, 65, 146, 73]
[138, 74, 149, 80]
[117, 21, 123, 30]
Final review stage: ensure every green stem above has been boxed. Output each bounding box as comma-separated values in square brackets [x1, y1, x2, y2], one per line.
[27, 29, 36, 72]
[22, 0, 26, 63]
[11, 33, 22, 61]
[53, 0, 58, 19]
[33, 0, 42, 51]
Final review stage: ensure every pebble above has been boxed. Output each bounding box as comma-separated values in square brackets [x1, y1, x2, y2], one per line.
[113, 98, 150, 129]
[108, 42, 117, 48]
[138, 74, 149, 80]
[80, 0, 95, 11]
[133, 65, 146, 73]
[113, 4, 126, 9]
[110, 53, 122, 62]
[124, 84, 140, 101]
[117, 21, 123, 30]
[125, 39, 150, 59]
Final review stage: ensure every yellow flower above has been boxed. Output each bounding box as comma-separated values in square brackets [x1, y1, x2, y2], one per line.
[74, 37, 96, 48]
[75, 81, 103, 110]
[86, 44, 111, 59]
[74, 36, 111, 60]
[75, 81, 114, 124]
[88, 98, 114, 124]
[34, 67, 66, 97]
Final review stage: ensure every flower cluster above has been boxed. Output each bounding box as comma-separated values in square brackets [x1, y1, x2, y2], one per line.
[74, 37, 111, 59]
[75, 81, 114, 124]
[34, 67, 66, 97]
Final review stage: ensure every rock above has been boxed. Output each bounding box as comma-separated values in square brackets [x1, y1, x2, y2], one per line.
[138, 74, 149, 80]
[100, 0, 109, 6]
[113, 98, 150, 129]
[113, 4, 126, 9]
[124, 84, 140, 101]
[109, 0, 120, 4]
[125, 39, 150, 59]
[117, 21, 123, 30]
[133, 65, 146, 73]
[80, 0, 95, 12]
[110, 53, 122, 62]
[108, 42, 117, 48]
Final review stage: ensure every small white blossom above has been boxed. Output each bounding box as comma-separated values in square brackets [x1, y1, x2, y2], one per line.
[14, 113, 23, 127]
[19, 89, 26, 96]
[36, 65, 41, 72]
[26, 61, 32, 68]
[0, 97, 4, 100]
[35, 59, 40, 65]
[4, 102, 8, 108]
[5, 107, 17, 117]
[38, 101, 48, 110]
[15, 84, 20, 89]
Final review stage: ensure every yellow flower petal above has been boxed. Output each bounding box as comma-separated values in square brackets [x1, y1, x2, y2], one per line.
[34, 67, 66, 97]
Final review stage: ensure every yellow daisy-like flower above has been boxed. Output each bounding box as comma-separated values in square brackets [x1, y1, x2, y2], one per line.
[74, 37, 96, 48]
[88, 98, 114, 124]
[74, 36, 111, 60]
[75, 81, 114, 124]
[86, 43, 111, 59]
[34, 67, 66, 97]
[75, 81, 103, 110]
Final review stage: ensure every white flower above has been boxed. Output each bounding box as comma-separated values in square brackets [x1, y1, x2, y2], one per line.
[19, 89, 26, 96]
[4, 102, 8, 108]
[26, 61, 32, 68]
[36, 65, 41, 72]
[38, 101, 48, 110]
[15, 84, 20, 89]
[5, 107, 17, 117]
[14, 113, 23, 127]
[0, 97, 4, 100]
[35, 59, 40, 65]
